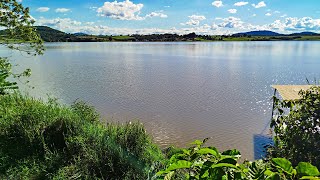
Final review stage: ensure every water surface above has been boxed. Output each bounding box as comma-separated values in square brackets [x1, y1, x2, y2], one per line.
[3, 42, 320, 160]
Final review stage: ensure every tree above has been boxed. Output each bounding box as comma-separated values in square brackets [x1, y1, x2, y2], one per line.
[0, 0, 44, 94]
[270, 86, 320, 168]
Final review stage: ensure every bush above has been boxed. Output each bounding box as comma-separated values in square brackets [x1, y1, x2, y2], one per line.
[157, 139, 320, 180]
[270, 86, 320, 168]
[0, 93, 164, 179]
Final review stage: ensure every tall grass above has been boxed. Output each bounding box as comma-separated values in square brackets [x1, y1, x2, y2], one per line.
[0, 93, 164, 179]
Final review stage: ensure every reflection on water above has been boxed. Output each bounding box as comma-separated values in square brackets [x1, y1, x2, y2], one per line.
[2, 41, 320, 160]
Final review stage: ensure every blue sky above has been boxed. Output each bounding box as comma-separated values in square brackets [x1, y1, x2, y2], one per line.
[20, 0, 320, 35]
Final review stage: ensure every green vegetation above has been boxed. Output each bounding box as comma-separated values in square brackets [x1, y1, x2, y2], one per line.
[0, 0, 43, 95]
[4, 26, 320, 42]
[157, 139, 320, 180]
[270, 86, 320, 168]
[1, 1, 320, 179]
[0, 93, 164, 179]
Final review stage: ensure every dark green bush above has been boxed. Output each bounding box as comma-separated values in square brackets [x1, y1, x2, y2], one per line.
[0, 93, 164, 179]
[270, 86, 320, 168]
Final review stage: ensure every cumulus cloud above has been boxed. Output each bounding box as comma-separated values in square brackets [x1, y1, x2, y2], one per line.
[218, 17, 244, 29]
[97, 0, 144, 20]
[265, 13, 272, 16]
[252, 1, 266, 8]
[228, 9, 237, 14]
[181, 15, 206, 26]
[55, 8, 71, 13]
[35, 17, 222, 35]
[212, 1, 223, 8]
[36, 7, 50, 12]
[36, 17, 82, 30]
[146, 11, 168, 18]
[234, 1, 248, 6]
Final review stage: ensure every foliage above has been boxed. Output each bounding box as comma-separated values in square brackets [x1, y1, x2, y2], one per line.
[0, 0, 44, 95]
[157, 139, 320, 180]
[270, 86, 320, 168]
[0, 0, 44, 54]
[0, 93, 164, 179]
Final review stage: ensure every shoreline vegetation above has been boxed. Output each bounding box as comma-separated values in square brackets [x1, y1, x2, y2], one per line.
[1, 1, 320, 178]
[1, 91, 320, 179]
[2, 26, 320, 42]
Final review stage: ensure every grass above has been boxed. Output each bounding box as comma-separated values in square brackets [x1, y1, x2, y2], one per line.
[0, 93, 164, 179]
[111, 36, 136, 41]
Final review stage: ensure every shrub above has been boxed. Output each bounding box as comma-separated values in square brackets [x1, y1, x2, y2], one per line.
[270, 86, 320, 168]
[0, 93, 164, 179]
[157, 139, 320, 180]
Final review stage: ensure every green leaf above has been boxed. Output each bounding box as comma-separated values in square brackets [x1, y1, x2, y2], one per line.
[211, 163, 238, 169]
[300, 176, 320, 180]
[156, 170, 169, 176]
[218, 158, 238, 165]
[266, 172, 281, 180]
[222, 149, 241, 156]
[197, 148, 219, 156]
[297, 162, 320, 176]
[166, 160, 192, 171]
[191, 140, 203, 146]
[272, 158, 293, 174]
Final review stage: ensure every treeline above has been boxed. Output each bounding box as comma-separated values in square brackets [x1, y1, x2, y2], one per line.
[30, 26, 320, 42]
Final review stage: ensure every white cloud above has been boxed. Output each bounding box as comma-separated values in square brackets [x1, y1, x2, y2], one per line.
[212, 1, 223, 8]
[55, 8, 71, 13]
[260, 17, 320, 32]
[252, 1, 266, 8]
[252, 14, 257, 17]
[36, 7, 50, 12]
[97, 0, 144, 20]
[181, 15, 206, 26]
[265, 13, 272, 16]
[234, 1, 248, 6]
[281, 14, 287, 18]
[146, 11, 168, 18]
[36, 17, 82, 27]
[228, 9, 237, 14]
[274, 11, 280, 14]
[218, 17, 244, 29]
[17, 0, 22, 2]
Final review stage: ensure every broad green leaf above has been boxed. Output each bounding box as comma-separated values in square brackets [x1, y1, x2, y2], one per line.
[211, 163, 238, 169]
[197, 148, 219, 156]
[191, 140, 203, 146]
[297, 162, 320, 176]
[166, 160, 192, 171]
[272, 158, 293, 174]
[300, 176, 320, 180]
[218, 158, 237, 165]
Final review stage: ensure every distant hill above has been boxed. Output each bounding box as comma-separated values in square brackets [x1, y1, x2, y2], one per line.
[233, 30, 283, 36]
[74, 32, 89, 36]
[289, 32, 319, 36]
[2, 26, 319, 42]
[35, 26, 75, 42]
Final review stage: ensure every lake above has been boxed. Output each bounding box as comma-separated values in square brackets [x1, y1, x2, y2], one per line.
[3, 41, 320, 160]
